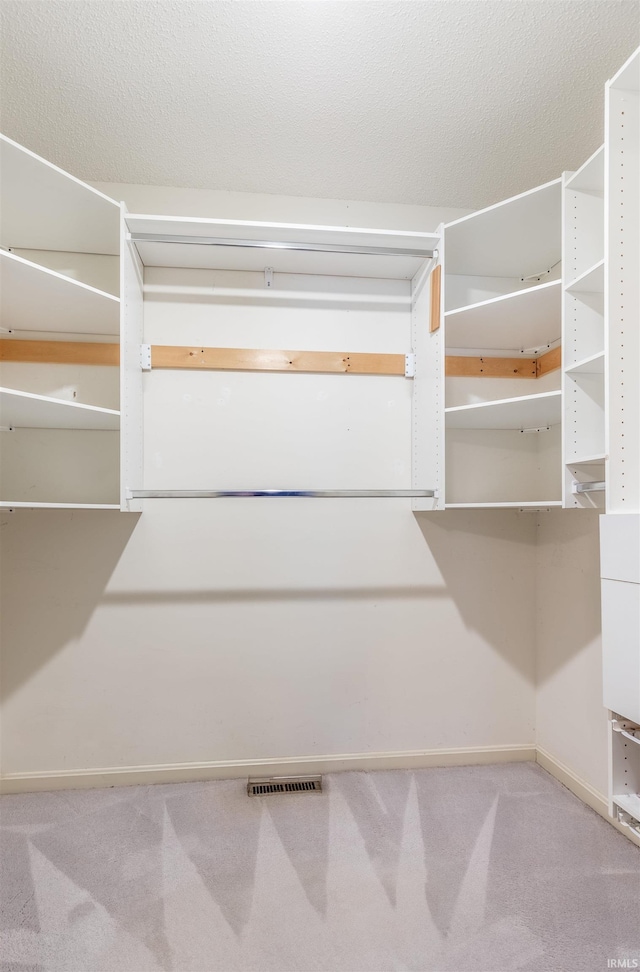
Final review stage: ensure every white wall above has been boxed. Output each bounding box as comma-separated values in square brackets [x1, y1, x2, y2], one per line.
[0, 186, 542, 783]
[535, 509, 607, 797]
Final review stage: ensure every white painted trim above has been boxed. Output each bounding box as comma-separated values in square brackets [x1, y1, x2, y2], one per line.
[536, 747, 640, 848]
[0, 744, 535, 794]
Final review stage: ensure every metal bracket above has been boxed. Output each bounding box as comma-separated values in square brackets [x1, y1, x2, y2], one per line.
[140, 344, 152, 371]
[264, 267, 274, 288]
[405, 352, 416, 378]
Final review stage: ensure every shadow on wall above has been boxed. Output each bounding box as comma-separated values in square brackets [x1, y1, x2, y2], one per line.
[414, 509, 538, 682]
[535, 508, 602, 681]
[0, 510, 141, 702]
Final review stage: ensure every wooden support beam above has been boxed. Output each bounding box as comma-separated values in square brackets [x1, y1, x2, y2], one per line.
[151, 345, 406, 376]
[0, 339, 564, 379]
[429, 264, 441, 333]
[446, 356, 537, 379]
[0, 339, 119, 366]
[536, 345, 562, 377]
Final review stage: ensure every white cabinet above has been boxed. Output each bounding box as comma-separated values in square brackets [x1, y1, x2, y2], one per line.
[0, 135, 122, 509]
[442, 180, 563, 508]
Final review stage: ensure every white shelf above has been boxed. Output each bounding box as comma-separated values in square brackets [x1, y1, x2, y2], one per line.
[126, 214, 439, 280]
[444, 279, 561, 351]
[0, 135, 119, 255]
[613, 792, 640, 821]
[446, 501, 562, 509]
[0, 501, 120, 510]
[444, 179, 561, 278]
[567, 454, 606, 466]
[565, 259, 604, 294]
[565, 351, 605, 375]
[565, 146, 604, 194]
[445, 390, 561, 431]
[610, 47, 640, 91]
[0, 250, 119, 335]
[0, 387, 119, 430]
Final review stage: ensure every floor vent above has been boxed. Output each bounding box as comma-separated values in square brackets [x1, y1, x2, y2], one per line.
[247, 775, 323, 797]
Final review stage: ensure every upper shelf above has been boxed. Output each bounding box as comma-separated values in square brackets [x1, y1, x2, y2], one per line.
[610, 46, 639, 91]
[0, 250, 120, 335]
[565, 146, 604, 194]
[0, 387, 120, 430]
[125, 214, 440, 279]
[444, 179, 561, 279]
[444, 279, 561, 351]
[0, 135, 120, 255]
[445, 390, 561, 430]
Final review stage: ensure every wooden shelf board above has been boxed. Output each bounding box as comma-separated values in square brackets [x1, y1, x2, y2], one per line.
[126, 214, 439, 279]
[564, 146, 604, 194]
[0, 135, 119, 255]
[565, 351, 605, 375]
[0, 387, 120, 430]
[444, 279, 561, 351]
[565, 259, 604, 294]
[0, 251, 119, 335]
[0, 501, 120, 510]
[444, 179, 561, 278]
[445, 390, 561, 430]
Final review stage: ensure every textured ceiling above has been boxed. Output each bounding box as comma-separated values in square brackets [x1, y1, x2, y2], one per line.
[1, 1, 638, 209]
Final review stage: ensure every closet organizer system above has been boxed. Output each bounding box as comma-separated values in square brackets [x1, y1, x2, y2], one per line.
[0, 45, 638, 840]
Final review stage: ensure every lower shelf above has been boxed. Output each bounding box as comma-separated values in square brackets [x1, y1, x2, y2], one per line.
[613, 792, 640, 821]
[0, 501, 120, 510]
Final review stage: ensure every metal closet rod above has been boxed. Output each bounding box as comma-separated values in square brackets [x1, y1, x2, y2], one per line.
[128, 489, 435, 499]
[129, 233, 436, 259]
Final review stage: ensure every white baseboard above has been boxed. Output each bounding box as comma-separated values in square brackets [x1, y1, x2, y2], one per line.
[536, 747, 640, 848]
[0, 743, 536, 794]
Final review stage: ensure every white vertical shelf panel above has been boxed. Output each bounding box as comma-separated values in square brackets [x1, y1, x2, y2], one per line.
[411, 249, 443, 511]
[0, 134, 120, 255]
[606, 49, 640, 513]
[120, 205, 145, 512]
[0, 250, 120, 335]
[562, 158, 605, 507]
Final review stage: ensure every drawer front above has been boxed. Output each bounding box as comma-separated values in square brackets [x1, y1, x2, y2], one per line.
[600, 514, 640, 584]
[601, 578, 640, 723]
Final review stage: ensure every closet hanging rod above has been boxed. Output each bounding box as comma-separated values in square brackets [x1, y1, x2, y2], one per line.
[127, 489, 435, 499]
[129, 233, 436, 259]
[573, 481, 606, 494]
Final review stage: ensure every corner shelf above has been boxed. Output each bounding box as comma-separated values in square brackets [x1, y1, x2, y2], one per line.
[0, 135, 119, 256]
[445, 390, 561, 431]
[0, 250, 120, 335]
[444, 279, 561, 351]
[0, 387, 120, 431]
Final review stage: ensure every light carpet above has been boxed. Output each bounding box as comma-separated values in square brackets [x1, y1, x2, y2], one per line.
[1, 762, 639, 972]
